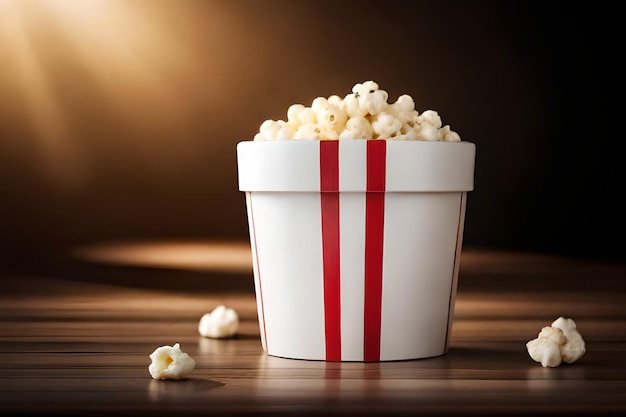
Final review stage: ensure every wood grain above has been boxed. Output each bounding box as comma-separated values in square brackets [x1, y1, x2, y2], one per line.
[1, 247, 625, 416]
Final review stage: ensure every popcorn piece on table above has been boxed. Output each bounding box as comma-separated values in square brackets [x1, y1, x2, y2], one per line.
[551, 316, 587, 364]
[198, 305, 239, 339]
[526, 317, 586, 367]
[526, 336, 564, 367]
[148, 343, 196, 380]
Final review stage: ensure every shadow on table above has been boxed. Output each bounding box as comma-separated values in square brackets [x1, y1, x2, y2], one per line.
[2, 239, 256, 294]
[148, 378, 225, 401]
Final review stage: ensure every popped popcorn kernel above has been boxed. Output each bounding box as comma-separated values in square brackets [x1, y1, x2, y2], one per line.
[287, 104, 307, 127]
[537, 326, 566, 346]
[389, 94, 416, 124]
[253, 81, 462, 142]
[327, 94, 344, 108]
[526, 317, 586, 367]
[148, 343, 195, 380]
[343, 92, 368, 118]
[371, 112, 402, 139]
[354, 80, 389, 116]
[441, 125, 461, 142]
[259, 119, 280, 137]
[419, 110, 443, 129]
[551, 316, 578, 332]
[198, 305, 239, 339]
[551, 316, 586, 364]
[317, 103, 348, 133]
[415, 122, 440, 142]
[294, 124, 324, 140]
[560, 330, 586, 364]
[339, 116, 375, 140]
[393, 124, 418, 141]
[526, 337, 563, 368]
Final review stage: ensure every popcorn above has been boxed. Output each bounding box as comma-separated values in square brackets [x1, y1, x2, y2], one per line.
[441, 125, 461, 142]
[526, 317, 586, 367]
[198, 305, 239, 339]
[419, 109, 443, 129]
[389, 94, 416, 124]
[339, 116, 374, 140]
[537, 326, 566, 346]
[394, 125, 417, 141]
[294, 124, 324, 140]
[526, 336, 564, 367]
[551, 317, 587, 364]
[317, 103, 348, 133]
[343, 91, 366, 118]
[353, 80, 389, 116]
[254, 120, 295, 141]
[253, 81, 461, 141]
[415, 122, 441, 142]
[148, 343, 195, 380]
[371, 112, 402, 139]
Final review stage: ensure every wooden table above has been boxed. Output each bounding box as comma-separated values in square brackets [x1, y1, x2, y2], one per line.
[1, 243, 625, 416]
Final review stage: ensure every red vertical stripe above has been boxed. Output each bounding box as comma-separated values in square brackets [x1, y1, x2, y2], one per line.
[364, 140, 386, 362]
[320, 141, 341, 361]
[320, 141, 339, 193]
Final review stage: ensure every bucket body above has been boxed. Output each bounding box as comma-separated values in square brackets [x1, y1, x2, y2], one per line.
[237, 139, 475, 361]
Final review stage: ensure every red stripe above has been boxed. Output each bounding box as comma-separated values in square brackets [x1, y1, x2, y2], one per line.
[363, 140, 386, 362]
[320, 141, 341, 361]
[246, 192, 268, 353]
[320, 141, 339, 192]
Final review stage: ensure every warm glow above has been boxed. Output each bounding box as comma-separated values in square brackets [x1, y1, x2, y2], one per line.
[72, 239, 253, 273]
[0, 0, 202, 188]
[1, 0, 77, 186]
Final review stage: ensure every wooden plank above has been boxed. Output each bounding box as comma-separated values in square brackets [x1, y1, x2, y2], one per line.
[1, 248, 625, 416]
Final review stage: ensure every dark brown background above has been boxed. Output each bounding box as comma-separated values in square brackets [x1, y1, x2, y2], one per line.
[0, 0, 622, 269]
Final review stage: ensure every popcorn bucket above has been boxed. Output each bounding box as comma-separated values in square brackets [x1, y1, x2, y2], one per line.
[237, 139, 475, 362]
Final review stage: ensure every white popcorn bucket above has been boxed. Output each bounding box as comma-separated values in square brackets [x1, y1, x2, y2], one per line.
[237, 140, 475, 362]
